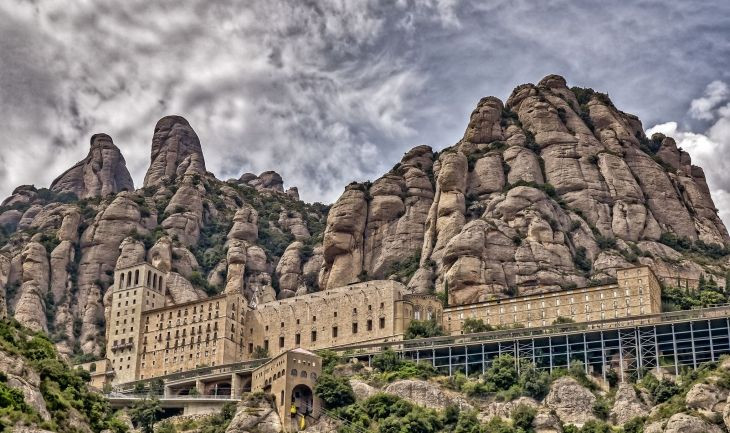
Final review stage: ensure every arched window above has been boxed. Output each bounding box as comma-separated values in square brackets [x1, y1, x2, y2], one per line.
[119, 273, 125, 288]
[127, 271, 132, 287]
[134, 269, 140, 285]
[310, 373, 317, 381]
[291, 369, 298, 376]
[300, 371, 307, 378]
[147, 271, 151, 286]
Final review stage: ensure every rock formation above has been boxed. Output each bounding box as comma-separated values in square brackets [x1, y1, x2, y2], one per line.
[0, 74, 728, 363]
[50, 133, 134, 199]
[143, 116, 206, 187]
[321, 74, 730, 302]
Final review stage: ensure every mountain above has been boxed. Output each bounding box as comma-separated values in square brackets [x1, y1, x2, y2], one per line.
[0, 74, 728, 359]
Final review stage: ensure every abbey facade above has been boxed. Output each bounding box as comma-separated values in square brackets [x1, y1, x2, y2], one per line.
[101, 262, 660, 386]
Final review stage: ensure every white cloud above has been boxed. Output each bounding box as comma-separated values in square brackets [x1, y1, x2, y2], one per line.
[689, 81, 729, 121]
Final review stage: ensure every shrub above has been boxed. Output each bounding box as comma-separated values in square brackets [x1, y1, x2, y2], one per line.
[592, 396, 610, 420]
[314, 373, 355, 409]
[404, 319, 444, 340]
[574, 246, 591, 272]
[519, 361, 551, 400]
[511, 404, 537, 431]
[129, 398, 163, 433]
[484, 355, 518, 391]
[462, 318, 494, 334]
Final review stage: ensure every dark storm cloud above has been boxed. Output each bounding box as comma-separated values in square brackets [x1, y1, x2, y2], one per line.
[1, 0, 730, 227]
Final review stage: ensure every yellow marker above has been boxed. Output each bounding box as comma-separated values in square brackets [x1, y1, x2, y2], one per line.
[299, 415, 306, 429]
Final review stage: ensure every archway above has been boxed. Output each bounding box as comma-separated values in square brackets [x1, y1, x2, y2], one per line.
[291, 384, 314, 415]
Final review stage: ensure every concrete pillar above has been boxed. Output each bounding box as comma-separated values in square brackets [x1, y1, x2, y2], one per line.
[196, 379, 205, 395]
[232, 373, 241, 398]
[164, 385, 173, 398]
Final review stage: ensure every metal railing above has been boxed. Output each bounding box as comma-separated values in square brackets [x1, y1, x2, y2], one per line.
[105, 393, 237, 401]
[329, 304, 730, 355]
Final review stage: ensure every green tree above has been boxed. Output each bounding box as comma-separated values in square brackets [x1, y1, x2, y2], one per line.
[518, 361, 551, 399]
[314, 373, 355, 409]
[252, 345, 269, 359]
[462, 318, 494, 334]
[405, 319, 444, 340]
[454, 410, 484, 433]
[484, 355, 518, 391]
[129, 398, 163, 433]
[592, 396, 610, 420]
[511, 404, 536, 431]
[372, 349, 402, 372]
[605, 369, 619, 388]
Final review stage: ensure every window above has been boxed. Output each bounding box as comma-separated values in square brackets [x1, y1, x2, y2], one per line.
[291, 369, 298, 376]
[311, 330, 317, 342]
[279, 336, 285, 348]
[312, 315, 317, 322]
[352, 323, 358, 334]
[379, 318, 385, 329]
[367, 319, 373, 331]
[263, 340, 269, 351]
[295, 333, 301, 345]
[332, 326, 338, 338]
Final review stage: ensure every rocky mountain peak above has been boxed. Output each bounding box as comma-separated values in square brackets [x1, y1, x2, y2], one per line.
[321, 73, 730, 302]
[239, 170, 285, 192]
[143, 115, 206, 187]
[49, 133, 134, 199]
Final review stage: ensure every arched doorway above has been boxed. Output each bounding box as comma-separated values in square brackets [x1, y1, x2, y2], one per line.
[291, 384, 314, 415]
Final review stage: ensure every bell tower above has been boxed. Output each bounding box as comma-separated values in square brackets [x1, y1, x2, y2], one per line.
[105, 263, 166, 384]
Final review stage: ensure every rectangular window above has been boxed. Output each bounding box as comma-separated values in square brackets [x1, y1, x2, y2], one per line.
[263, 340, 269, 351]
[379, 318, 385, 329]
[279, 336, 285, 348]
[295, 333, 301, 345]
[332, 326, 338, 338]
[311, 330, 317, 342]
[352, 323, 358, 334]
[367, 319, 373, 331]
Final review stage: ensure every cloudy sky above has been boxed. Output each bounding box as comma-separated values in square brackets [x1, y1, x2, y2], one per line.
[1, 0, 730, 221]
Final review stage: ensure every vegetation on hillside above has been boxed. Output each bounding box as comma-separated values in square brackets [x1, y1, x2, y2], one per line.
[0, 319, 127, 433]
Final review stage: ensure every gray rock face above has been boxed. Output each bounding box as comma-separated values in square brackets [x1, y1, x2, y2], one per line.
[611, 383, 649, 425]
[318, 73, 730, 302]
[544, 377, 596, 427]
[647, 413, 723, 433]
[143, 116, 206, 187]
[50, 134, 134, 199]
[383, 379, 472, 411]
[225, 395, 282, 433]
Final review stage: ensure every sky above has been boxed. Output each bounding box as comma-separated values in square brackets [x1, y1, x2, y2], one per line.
[1, 0, 730, 224]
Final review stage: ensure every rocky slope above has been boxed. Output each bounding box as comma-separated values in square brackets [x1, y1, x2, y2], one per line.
[321, 74, 730, 304]
[0, 75, 728, 360]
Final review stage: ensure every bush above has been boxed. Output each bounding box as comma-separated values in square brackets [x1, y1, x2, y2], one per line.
[519, 361, 551, 400]
[511, 404, 536, 431]
[592, 396, 610, 420]
[404, 319, 444, 340]
[314, 373, 355, 409]
[484, 355, 518, 391]
[462, 318, 494, 334]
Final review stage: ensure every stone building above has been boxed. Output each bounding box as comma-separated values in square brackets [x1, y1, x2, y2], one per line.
[251, 348, 322, 432]
[100, 262, 659, 386]
[443, 266, 661, 334]
[103, 264, 442, 385]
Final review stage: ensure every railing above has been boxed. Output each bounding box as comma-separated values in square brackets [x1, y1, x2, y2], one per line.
[116, 358, 268, 391]
[330, 304, 730, 355]
[106, 393, 237, 401]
